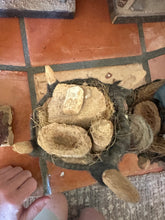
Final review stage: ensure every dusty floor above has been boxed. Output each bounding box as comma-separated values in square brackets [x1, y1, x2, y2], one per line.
[0, 0, 164, 219]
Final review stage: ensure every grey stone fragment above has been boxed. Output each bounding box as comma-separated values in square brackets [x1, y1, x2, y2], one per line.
[0, 0, 75, 18]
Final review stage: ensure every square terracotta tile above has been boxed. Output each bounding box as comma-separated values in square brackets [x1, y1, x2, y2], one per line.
[148, 55, 165, 81]
[143, 22, 165, 52]
[25, 0, 141, 66]
[0, 71, 32, 142]
[0, 18, 25, 66]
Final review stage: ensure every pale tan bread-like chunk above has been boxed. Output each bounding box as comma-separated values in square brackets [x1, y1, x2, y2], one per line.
[37, 122, 92, 158]
[13, 141, 33, 154]
[62, 86, 84, 115]
[45, 65, 57, 85]
[47, 84, 114, 128]
[90, 119, 113, 152]
[102, 169, 140, 203]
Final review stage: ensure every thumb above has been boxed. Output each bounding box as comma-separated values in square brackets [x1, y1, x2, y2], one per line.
[19, 196, 50, 220]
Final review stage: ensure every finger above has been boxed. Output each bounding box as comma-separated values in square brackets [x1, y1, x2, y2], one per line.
[16, 177, 37, 202]
[2, 166, 23, 181]
[19, 196, 50, 220]
[8, 170, 32, 190]
[0, 166, 13, 175]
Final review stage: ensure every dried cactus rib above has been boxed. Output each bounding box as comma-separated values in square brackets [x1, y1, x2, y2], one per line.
[134, 101, 161, 136]
[102, 169, 140, 203]
[90, 119, 114, 152]
[37, 122, 92, 158]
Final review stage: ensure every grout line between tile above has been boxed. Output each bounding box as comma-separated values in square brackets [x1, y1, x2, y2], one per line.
[27, 70, 37, 110]
[137, 23, 146, 54]
[19, 18, 31, 67]
[49, 56, 143, 72]
[142, 60, 151, 83]
[146, 47, 165, 60]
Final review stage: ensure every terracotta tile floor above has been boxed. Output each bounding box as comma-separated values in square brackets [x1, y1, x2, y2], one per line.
[149, 55, 165, 80]
[0, 0, 165, 193]
[25, 0, 141, 66]
[143, 22, 165, 52]
[0, 19, 25, 66]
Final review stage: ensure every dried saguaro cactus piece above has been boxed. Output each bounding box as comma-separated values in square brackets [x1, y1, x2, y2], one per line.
[48, 83, 114, 128]
[90, 119, 113, 152]
[45, 65, 57, 85]
[13, 141, 33, 154]
[0, 105, 14, 147]
[63, 86, 84, 115]
[102, 169, 140, 203]
[37, 122, 92, 158]
[129, 114, 153, 153]
[134, 101, 161, 136]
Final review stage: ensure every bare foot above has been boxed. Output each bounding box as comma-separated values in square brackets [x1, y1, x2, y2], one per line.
[79, 208, 105, 220]
[43, 193, 68, 220]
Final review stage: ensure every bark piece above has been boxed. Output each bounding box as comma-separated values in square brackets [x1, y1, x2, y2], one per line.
[0, 105, 14, 147]
[47, 84, 114, 128]
[62, 86, 84, 115]
[90, 119, 113, 152]
[37, 122, 92, 158]
[13, 141, 33, 154]
[102, 169, 140, 203]
[134, 101, 161, 136]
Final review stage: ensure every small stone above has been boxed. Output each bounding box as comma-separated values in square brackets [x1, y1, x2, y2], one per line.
[60, 172, 65, 177]
[62, 86, 84, 115]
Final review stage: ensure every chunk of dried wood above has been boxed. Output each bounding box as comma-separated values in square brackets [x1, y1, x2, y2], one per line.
[90, 119, 113, 152]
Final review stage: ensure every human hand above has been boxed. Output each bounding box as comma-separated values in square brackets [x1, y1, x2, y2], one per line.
[0, 166, 50, 220]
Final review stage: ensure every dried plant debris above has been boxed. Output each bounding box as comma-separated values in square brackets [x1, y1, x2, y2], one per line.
[90, 119, 114, 152]
[134, 101, 161, 136]
[102, 169, 140, 203]
[37, 122, 92, 158]
[13, 141, 33, 154]
[47, 83, 114, 128]
[0, 105, 14, 147]
[129, 114, 153, 153]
